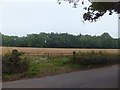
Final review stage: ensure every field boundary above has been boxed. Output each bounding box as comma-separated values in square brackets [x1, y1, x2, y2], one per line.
[1, 46, 119, 56]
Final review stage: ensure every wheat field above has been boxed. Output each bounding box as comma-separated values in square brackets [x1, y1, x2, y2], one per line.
[0, 46, 119, 56]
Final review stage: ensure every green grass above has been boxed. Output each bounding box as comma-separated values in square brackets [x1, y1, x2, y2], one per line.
[3, 55, 73, 81]
[2, 51, 119, 81]
[25, 56, 70, 77]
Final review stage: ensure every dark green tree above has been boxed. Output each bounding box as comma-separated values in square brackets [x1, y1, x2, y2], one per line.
[83, 2, 120, 22]
[2, 32, 119, 49]
[58, 0, 120, 22]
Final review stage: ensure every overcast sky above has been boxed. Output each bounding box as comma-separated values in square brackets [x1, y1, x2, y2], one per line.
[0, 0, 118, 38]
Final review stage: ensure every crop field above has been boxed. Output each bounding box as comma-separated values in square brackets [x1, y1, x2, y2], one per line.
[0, 46, 119, 56]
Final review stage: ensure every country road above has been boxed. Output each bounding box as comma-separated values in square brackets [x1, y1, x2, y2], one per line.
[3, 65, 118, 88]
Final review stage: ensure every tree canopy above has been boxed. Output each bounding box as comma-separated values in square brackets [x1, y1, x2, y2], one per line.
[1, 32, 119, 49]
[83, 2, 120, 22]
[58, 0, 120, 22]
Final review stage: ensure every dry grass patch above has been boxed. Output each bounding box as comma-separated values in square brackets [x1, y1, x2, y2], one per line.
[1, 46, 118, 56]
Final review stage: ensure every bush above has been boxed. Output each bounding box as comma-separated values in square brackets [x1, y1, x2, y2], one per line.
[70, 51, 119, 66]
[2, 49, 30, 74]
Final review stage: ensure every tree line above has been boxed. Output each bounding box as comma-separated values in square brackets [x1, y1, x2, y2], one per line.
[1, 32, 119, 49]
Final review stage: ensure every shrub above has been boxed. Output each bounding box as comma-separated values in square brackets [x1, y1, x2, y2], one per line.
[2, 49, 29, 74]
[70, 51, 119, 66]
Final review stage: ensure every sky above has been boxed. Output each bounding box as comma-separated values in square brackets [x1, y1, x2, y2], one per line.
[0, 0, 119, 38]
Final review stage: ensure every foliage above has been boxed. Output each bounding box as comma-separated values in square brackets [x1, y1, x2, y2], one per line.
[2, 32, 119, 49]
[26, 56, 69, 77]
[3, 52, 119, 81]
[83, 2, 120, 22]
[2, 50, 30, 74]
[69, 51, 119, 66]
[58, 0, 120, 22]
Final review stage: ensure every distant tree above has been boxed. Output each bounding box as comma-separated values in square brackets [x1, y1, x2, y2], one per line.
[100, 33, 116, 48]
[0, 33, 2, 46]
[2, 32, 119, 49]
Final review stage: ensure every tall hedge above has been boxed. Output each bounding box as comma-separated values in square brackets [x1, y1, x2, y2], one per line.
[2, 50, 29, 74]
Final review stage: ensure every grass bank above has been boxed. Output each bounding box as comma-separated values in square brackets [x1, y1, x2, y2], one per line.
[2, 50, 119, 81]
[3, 56, 80, 81]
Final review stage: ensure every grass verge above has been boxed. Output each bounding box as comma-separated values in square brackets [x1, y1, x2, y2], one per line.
[2, 51, 119, 81]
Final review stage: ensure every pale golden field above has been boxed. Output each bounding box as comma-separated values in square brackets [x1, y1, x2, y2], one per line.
[0, 46, 119, 56]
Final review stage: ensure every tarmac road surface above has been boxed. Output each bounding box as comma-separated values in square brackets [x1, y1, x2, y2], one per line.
[2, 65, 118, 88]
